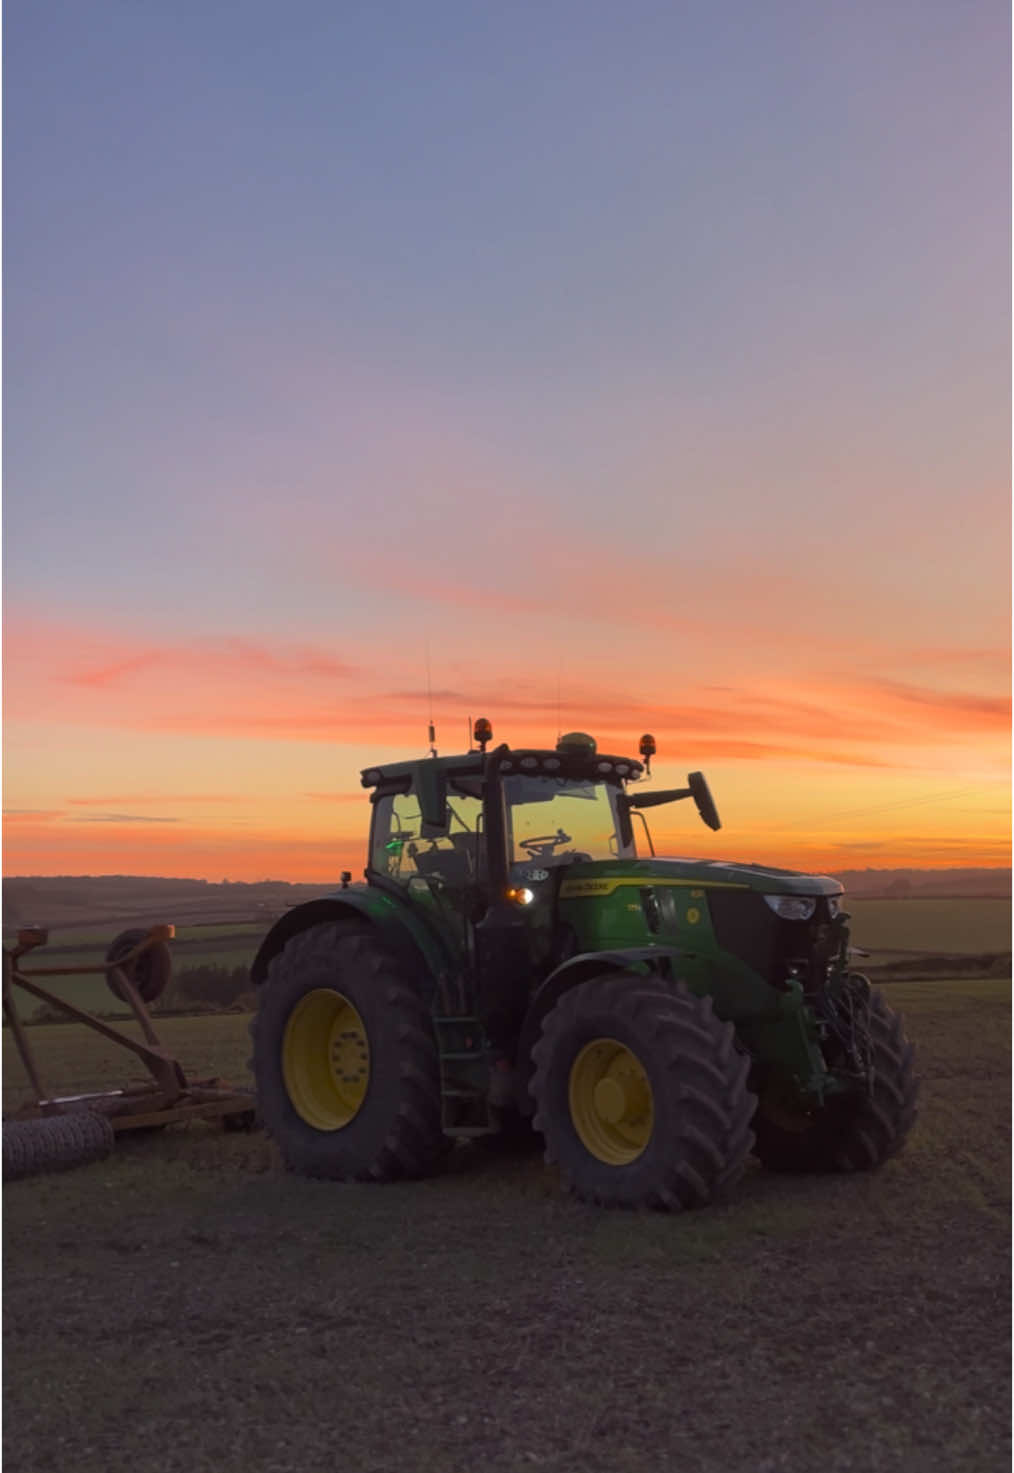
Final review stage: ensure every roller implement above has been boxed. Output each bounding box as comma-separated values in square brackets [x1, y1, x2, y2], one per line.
[3, 926, 255, 1178]
[251, 723, 918, 1209]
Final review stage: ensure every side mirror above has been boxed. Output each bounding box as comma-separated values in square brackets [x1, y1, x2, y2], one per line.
[623, 772, 721, 831]
[689, 772, 720, 831]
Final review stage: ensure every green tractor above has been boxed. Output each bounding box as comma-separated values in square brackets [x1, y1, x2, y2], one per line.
[250, 724, 917, 1208]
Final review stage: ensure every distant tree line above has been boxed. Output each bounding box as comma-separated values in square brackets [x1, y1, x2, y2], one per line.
[159, 965, 255, 1012]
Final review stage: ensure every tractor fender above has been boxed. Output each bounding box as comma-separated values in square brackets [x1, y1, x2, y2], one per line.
[516, 946, 688, 1112]
[250, 890, 454, 1007]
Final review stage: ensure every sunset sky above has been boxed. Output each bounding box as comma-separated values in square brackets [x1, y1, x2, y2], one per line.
[4, 1, 1010, 882]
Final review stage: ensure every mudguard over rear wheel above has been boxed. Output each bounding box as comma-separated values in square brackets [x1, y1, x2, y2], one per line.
[530, 976, 756, 1210]
[251, 923, 445, 1181]
[753, 984, 918, 1173]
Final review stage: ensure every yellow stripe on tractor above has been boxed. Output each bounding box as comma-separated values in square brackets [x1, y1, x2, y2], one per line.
[559, 877, 751, 899]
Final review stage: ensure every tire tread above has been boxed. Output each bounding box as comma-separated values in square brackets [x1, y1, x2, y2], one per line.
[252, 922, 444, 1183]
[530, 976, 756, 1211]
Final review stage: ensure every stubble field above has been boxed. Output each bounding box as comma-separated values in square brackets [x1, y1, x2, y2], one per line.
[3, 975, 1009, 1473]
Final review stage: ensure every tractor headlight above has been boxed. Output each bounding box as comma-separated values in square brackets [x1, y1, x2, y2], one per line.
[763, 894, 816, 921]
[828, 896, 842, 919]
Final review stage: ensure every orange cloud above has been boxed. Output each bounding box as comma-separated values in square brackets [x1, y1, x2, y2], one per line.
[5, 608, 1007, 879]
[2, 815, 364, 882]
[4, 805, 1006, 882]
[66, 653, 166, 689]
[69, 813, 180, 824]
[307, 513, 1011, 679]
[5, 612, 1008, 765]
[301, 792, 367, 803]
[3, 810, 66, 823]
[905, 645, 1010, 668]
[66, 793, 242, 806]
[866, 679, 1010, 727]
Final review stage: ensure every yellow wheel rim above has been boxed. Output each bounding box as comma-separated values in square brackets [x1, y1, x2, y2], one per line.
[282, 988, 370, 1131]
[568, 1037, 654, 1165]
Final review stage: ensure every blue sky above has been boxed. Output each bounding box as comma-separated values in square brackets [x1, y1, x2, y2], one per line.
[4, 0, 1009, 878]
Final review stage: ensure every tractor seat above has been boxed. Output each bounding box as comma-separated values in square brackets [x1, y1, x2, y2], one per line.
[412, 846, 473, 886]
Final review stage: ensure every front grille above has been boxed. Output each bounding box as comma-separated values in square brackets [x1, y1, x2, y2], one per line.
[707, 891, 838, 990]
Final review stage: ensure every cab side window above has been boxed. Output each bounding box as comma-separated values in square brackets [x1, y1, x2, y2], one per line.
[371, 793, 421, 881]
[371, 789, 482, 887]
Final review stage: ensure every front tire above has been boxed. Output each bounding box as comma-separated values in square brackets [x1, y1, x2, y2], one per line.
[753, 985, 918, 1173]
[530, 977, 756, 1210]
[252, 923, 444, 1181]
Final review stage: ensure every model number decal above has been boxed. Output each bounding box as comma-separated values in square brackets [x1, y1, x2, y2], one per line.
[559, 879, 616, 896]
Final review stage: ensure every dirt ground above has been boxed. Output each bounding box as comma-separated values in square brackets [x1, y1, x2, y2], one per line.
[3, 979, 1009, 1473]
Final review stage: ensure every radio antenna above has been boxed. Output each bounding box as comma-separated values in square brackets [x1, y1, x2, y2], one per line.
[425, 639, 437, 756]
[555, 658, 562, 744]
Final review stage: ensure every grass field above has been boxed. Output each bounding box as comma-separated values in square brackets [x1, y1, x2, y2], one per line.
[846, 897, 1011, 955]
[30, 899, 1013, 960]
[16, 923, 268, 947]
[3, 977, 1009, 1473]
[6, 923, 267, 1019]
[7, 897, 1009, 1021]
[2, 1013, 252, 1115]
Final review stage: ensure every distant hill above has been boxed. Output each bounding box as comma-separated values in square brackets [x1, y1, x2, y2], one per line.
[2, 866, 1010, 931]
[830, 868, 1011, 899]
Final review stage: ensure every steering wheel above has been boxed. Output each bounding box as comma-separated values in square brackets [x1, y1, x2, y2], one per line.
[519, 828, 573, 859]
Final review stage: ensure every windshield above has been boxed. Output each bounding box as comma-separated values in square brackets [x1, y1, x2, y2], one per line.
[504, 775, 630, 867]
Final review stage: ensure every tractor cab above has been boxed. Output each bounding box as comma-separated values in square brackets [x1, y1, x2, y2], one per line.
[361, 729, 654, 944]
[362, 725, 719, 933]
[359, 725, 726, 1062]
[366, 741, 637, 891]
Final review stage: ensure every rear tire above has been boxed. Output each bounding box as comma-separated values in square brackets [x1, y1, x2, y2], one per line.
[530, 976, 756, 1210]
[251, 923, 444, 1181]
[753, 985, 918, 1173]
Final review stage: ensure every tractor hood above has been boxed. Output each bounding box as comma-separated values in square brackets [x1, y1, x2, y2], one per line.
[558, 856, 843, 897]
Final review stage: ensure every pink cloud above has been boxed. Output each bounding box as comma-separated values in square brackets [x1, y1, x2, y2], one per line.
[5, 614, 1008, 778]
[64, 635, 358, 690]
[866, 678, 1010, 726]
